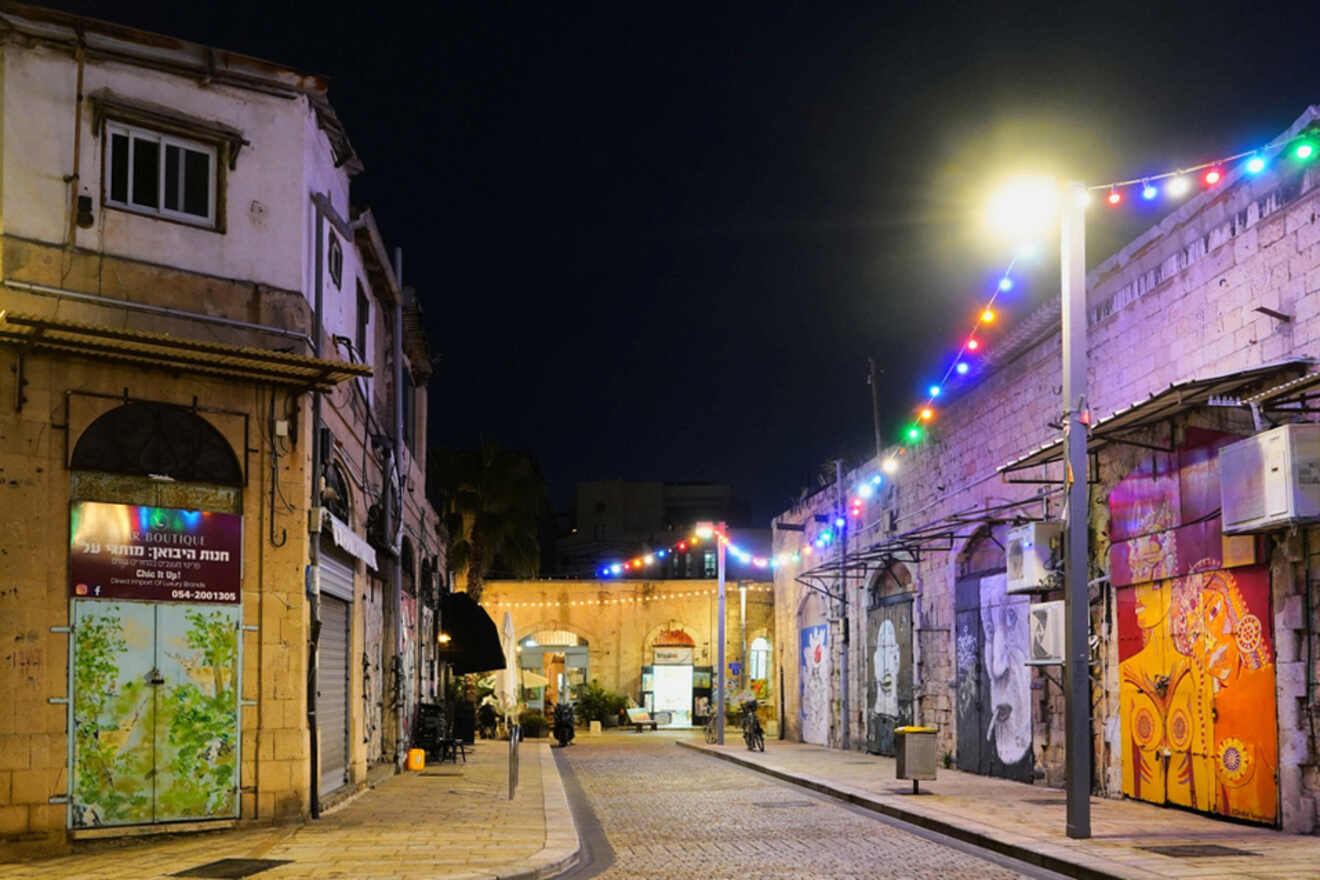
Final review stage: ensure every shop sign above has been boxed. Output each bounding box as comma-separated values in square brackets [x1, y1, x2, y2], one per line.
[653, 646, 693, 665]
[70, 501, 242, 603]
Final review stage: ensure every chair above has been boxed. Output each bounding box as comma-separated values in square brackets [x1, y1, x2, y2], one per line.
[416, 703, 466, 764]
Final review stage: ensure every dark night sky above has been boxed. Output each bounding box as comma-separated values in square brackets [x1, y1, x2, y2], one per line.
[42, 1, 1320, 522]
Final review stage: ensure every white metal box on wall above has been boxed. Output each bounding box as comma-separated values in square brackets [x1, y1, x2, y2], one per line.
[1026, 600, 1064, 665]
[1220, 423, 1320, 534]
[1005, 521, 1062, 594]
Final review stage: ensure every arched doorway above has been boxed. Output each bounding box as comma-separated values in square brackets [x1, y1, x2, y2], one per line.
[955, 524, 1033, 781]
[797, 589, 830, 745]
[518, 629, 589, 711]
[644, 628, 695, 727]
[866, 561, 914, 756]
[67, 402, 244, 828]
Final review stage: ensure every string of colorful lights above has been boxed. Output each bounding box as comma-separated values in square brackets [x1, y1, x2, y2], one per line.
[588, 125, 1320, 579]
[480, 584, 774, 610]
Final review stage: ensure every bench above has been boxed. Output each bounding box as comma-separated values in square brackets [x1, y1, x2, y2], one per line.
[625, 708, 658, 732]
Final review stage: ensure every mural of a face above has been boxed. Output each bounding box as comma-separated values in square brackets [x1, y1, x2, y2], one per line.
[1133, 579, 1168, 631]
[872, 619, 900, 717]
[980, 576, 1031, 765]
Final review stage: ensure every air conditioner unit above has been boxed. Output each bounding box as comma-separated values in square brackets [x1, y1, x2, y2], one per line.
[1220, 423, 1320, 534]
[1026, 600, 1064, 666]
[1005, 521, 1062, 594]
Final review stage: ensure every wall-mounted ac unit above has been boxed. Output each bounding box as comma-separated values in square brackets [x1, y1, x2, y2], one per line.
[1005, 521, 1062, 594]
[1026, 600, 1064, 666]
[1220, 423, 1320, 534]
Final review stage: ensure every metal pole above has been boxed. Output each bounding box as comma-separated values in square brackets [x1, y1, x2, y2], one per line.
[836, 458, 849, 751]
[1061, 180, 1092, 839]
[868, 357, 883, 459]
[739, 581, 747, 690]
[716, 522, 727, 745]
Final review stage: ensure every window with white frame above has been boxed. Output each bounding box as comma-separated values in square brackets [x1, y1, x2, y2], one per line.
[105, 121, 217, 226]
[748, 637, 771, 681]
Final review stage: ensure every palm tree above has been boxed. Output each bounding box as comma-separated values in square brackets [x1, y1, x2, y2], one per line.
[431, 441, 549, 601]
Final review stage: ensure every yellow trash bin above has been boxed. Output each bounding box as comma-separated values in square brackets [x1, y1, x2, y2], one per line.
[406, 748, 426, 771]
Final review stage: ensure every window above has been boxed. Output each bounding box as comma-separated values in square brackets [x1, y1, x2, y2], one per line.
[748, 637, 771, 681]
[703, 550, 716, 577]
[328, 233, 344, 289]
[106, 122, 216, 226]
[355, 282, 369, 362]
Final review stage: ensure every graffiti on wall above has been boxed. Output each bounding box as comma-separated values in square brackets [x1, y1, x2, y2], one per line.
[955, 573, 1033, 780]
[866, 601, 913, 756]
[1118, 565, 1277, 823]
[72, 601, 239, 827]
[799, 624, 830, 745]
[400, 594, 418, 747]
[1111, 430, 1277, 824]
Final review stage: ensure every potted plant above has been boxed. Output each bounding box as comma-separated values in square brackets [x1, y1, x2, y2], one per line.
[519, 709, 547, 738]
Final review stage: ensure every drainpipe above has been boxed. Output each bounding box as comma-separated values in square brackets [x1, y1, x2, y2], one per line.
[306, 202, 325, 819]
[392, 247, 406, 767]
[65, 26, 85, 247]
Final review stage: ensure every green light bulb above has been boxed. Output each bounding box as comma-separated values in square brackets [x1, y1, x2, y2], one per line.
[1295, 142, 1315, 161]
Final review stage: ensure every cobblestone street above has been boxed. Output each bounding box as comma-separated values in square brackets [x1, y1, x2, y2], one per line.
[557, 732, 1059, 880]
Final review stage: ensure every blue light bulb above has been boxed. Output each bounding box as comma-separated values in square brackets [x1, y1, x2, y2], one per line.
[998, 277, 1013, 292]
[929, 384, 942, 397]
[1246, 156, 1266, 174]
[1141, 183, 1158, 200]
[956, 362, 969, 375]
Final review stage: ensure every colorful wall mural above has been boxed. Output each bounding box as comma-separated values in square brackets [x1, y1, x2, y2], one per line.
[71, 600, 239, 827]
[799, 623, 830, 745]
[1111, 430, 1278, 825]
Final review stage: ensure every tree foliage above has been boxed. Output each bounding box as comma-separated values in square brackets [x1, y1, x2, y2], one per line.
[431, 441, 549, 600]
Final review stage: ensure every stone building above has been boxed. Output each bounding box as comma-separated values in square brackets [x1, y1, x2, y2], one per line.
[773, 106, 1320, 833]
[0, 3, 440, 857]
[480, 578, 775, 728]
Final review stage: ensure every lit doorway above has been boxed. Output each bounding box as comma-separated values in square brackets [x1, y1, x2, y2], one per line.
[652, 664, 693, 727]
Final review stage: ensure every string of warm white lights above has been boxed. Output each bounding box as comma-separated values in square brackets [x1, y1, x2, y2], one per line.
[481, 584, 775, 610]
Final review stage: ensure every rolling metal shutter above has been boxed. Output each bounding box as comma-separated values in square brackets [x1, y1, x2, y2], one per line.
[319, 593, 350, 797]
[320, 547, 356, 601]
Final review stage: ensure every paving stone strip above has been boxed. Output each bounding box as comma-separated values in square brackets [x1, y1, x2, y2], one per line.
[0, 740, 580, 880]
[679, 739, 1320, 880]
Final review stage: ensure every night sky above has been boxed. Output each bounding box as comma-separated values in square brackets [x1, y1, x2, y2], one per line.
[43, 1, 1320, 523]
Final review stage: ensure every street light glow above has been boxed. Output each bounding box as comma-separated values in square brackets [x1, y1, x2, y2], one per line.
[987, 175, 1059, 239]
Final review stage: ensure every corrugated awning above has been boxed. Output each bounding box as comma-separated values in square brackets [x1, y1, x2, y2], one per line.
[997, 358, 1315, 475]
[0, 311, 370, 390]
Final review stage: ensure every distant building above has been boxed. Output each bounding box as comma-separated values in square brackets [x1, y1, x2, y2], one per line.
[554, 480, 766, 578]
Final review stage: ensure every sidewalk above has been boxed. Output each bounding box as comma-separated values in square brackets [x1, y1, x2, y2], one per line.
[0, 740, 579, 880]
[678, 739, 1320, 880]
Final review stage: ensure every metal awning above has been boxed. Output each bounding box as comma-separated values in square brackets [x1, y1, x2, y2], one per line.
[793, 492, 1060, 597]
[998, 358, 1314, 477]
[0, 311, 370, 390]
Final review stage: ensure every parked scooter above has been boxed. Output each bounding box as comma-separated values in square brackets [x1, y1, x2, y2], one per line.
[552, 701, 576, 747]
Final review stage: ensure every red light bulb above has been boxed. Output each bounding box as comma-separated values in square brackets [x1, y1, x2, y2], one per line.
[967, 338, 980, 351]
[1204, 168, 1222, 185]
[1106, 189, 1121, 205]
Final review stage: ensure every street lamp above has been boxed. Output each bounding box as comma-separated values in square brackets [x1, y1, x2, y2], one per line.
[989, 177, 1091, 840]
[697, 521, 727, 744]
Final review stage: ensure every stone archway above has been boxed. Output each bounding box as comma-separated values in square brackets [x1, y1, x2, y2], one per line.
[72, 401, 241, 485]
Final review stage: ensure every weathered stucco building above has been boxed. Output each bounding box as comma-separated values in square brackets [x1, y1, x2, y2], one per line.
[0, 3, 440, 857]
[774, 106, 1320, 834]
[480, 578, 775, 727]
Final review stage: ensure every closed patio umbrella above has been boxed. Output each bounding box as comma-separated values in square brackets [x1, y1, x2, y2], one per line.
[499, 612, 519, 723]
[439, 590, 506, 674]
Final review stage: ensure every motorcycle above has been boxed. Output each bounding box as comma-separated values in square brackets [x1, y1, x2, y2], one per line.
[552, 701, 576, 747]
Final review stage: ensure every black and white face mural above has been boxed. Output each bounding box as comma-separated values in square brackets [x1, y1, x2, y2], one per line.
[955, 571, 1033, 781]
[866, 599, 913, 756]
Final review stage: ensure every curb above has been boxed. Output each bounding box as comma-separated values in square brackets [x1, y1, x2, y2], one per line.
[495, 744, 582, 880]
[677, 741, 1148, 880]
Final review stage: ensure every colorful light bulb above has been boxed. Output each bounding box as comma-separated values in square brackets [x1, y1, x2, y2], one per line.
[955, 362, 969, 375]
[967, 338, 980, 351]
[882, 458, 898, 474]
[1246, 156, 1266, 174]
[919, 407, 933, 421]
[929, 384, 942, 397]
[1296, 142, 1315, 160]
[998, 277, 1013, 292]
[906, 426, 921, 442]
[1204, 168, 1222, 185]
[1106, 188, 1121, 205]
[858, 483, 874, 499]
[1167, 176, 1190, 197]
[834, 517, 845, 528]
[1141, 181, 1158, 200]
[872, 474, 883, 484]
[981, 307, 995, 323]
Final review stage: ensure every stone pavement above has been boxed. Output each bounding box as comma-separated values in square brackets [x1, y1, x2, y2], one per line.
[0, 740, 579, 880]
[679, 738, 1320, 880]
[562, 729, 1061, 879]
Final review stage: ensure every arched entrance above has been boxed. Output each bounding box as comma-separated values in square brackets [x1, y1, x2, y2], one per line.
[955, 524, 1033, 781]
[67, 402, 244, 828]
[518, 629, 589, 711]
[866, 561, 914, 756]
[645, 628, 695, 727]
[797, 589, 830, 745]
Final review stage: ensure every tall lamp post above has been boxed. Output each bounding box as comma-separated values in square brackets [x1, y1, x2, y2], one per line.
[698, 522, 727, 745]
[990, 177, 1091, 839]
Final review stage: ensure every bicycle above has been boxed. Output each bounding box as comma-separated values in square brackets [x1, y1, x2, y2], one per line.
[741, 698, 765, 752]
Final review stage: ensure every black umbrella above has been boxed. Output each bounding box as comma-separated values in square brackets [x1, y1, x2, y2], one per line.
[439, 590, 507, 674]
